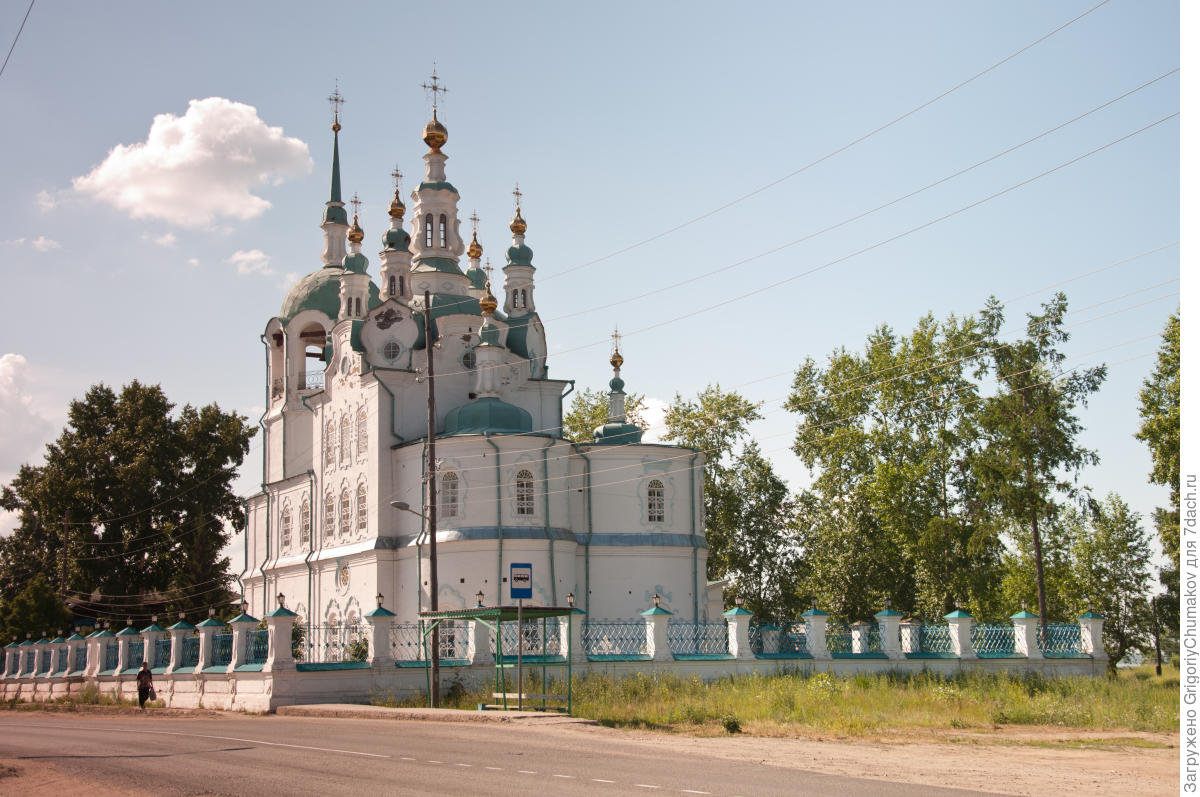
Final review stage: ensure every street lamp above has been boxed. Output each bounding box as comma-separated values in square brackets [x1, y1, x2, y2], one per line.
[390, 497, 441, 707]
[567, 592, 575, 609]
[475, 590, 485, 608]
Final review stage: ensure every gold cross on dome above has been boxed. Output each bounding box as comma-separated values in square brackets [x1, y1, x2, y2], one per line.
[611, 327, 622, 355]
[469, 210, 480, 234]
[350, 193, 362, 218]
[484, 258, 494, 281]
[422, 66, 448, 113]
[512, 183, 523, 211]
[390, 166, 403, 192]
[327, 82, 344, 127]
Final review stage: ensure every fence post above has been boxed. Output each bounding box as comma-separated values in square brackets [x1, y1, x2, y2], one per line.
[724, 607, 755, 661]
[642, 604, 672, 662]
[3, 639, 17, 678]
[165, 618, 195, 674]
[264, 604, 298, 672]
[563, 609, 588, 663]
[1078, 609, 1107, 661]
[196, 615, 224, 670]
[874, 608, 905, 660]
[65, 633, 85, 674]
[468, 619, 491, 665]
[116, 622, 139, 673]
[1010, 609, 1042, 660]
[49, 634, 65, 675]
[229, 611, 259, 673]
[32, 636, 49, 676]
[88, 630, 113, 676]
[365, 601, 395, 667]
[943, 609, 976, 659]
[140, 621, 165, 671]
[802, 607, 830, 659]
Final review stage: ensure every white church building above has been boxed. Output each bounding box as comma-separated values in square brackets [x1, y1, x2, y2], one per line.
[239, 102, 713, 635]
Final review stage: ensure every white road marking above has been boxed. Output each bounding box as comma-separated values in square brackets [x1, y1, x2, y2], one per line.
[484, 766, 503, 770]
[455, 763, 472, 767]
[681, 791, 711, 795]
[635, 786, 662, 790]
[518, 769, 537, 774]
[400, 756, 416, 761]
[0, 723, 389, 759]
[552, 774, 575, 778]
[592, 779, 615, 783]
[427, 760, 444, 764]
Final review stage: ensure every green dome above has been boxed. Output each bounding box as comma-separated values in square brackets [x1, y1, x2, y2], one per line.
[280, 267, 381, 322]
[444, 397, 532, 435]
[506, 244, 533, 266]
[343, 252, 369, 274]
[593, 421, 643, 446]
[383, 226, 411, 251]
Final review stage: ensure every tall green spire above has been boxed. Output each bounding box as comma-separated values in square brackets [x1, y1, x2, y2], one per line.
[323, 86, 347, 227]
[330, 126, 342, 203]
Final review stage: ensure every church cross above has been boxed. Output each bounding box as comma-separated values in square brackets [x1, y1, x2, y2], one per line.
[512, 183, 523, 211]
[390, 166, 403, 193]
[469, 210, 480, 235]
[350, 193, 362, 218]
[327, 82, 344, 128]
[422, 66, 448, 113]
[611, 327, 622, 355]
[484, 258, 494, 281]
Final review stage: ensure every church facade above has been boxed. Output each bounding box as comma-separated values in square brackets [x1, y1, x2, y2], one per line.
[239, 105, 712, 635]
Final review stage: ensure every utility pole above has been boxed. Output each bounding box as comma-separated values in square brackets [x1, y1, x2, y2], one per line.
[1152, 595, 1162, 677]
[424, 290, 440, 707]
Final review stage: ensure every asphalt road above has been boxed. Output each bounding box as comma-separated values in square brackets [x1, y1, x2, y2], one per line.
[0, 713, 995, 796]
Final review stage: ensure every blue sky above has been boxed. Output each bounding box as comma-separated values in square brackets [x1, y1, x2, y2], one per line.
[0, 2, 1182, 574]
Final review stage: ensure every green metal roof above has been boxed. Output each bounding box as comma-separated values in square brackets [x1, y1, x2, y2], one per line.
[167, 620, 196, 630]
[641, 606, 672, 616]
[1010, 609, 1039, 619]
[444, 397, 533, 435]
[412, 255, 464, 275]
[280, 268, 381, 322]
[943, 609, 973, 619]
[365, 606, 396, 618]
[266, 606, 298, 618]
[417, 180, 458, 194]
[506, 243, 533, 267]
[115, 626, 140, 636]
[139, 624, 166, 634]
[196, 617, 226, 628]
[723, 607, 753, 616]
[229, 613, 259, 624]
[593, 421, 643, 446]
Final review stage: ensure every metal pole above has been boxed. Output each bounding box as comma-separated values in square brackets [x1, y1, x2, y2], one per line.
[516, 598, 523, 712]
[425, 290, 440, 707]
[1152, 595, 1162, 677]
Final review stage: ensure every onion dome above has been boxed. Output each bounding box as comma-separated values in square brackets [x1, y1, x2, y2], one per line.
[479, 280, 498, 315]
[510, 207, 527, 235]
[423, 111, 448, 152]
[347, 215, 364, 243]
[388, 189, 406, 218]
[610, 348, 624, 369]
[467, 230, 483, 259]
[444, 397, 533, 435]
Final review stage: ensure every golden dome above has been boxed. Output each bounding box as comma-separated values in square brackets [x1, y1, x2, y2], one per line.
[480, 281, 498, 314]
[388, 189, 406, 218]
[423, 111, 448, 152]
[510, 207, 527, 235]
[332, 121, 341, 133]
[347, 215, 364, 243]
[610, 349, 624, 369]
[467, 230, 483, 259]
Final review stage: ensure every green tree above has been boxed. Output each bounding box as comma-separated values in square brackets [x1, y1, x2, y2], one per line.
[975, 293, 1106, 629]
[0, 381, 255, 625]
[786, 312, 1001, 619]
[1135, 312, 1180, 641]
[562, 388, 647, 443]
[0, 575, 74, 644]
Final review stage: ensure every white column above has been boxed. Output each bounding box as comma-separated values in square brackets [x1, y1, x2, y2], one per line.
[561, 610, 587, 664]
[1011, 611, 1042, 659]
[802, 609, 830, 659]
[66, 638, 85, 674]
[1078, 610, 1107, 661]
[365, 606, 395, 667]
[944, 610, 976, 659]
[724, 608, 755, 661]
[264, 608, 298, 672]
[642, 607, 672, 662]
[229, 615, 258, 673]
[874, 609, 905, 660]
[468, 619, 493, 665]
[165, 623, 193, 674]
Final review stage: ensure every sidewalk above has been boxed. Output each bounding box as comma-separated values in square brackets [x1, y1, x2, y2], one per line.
[275, 703, 596, 725]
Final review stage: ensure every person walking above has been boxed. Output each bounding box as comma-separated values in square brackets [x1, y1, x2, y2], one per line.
[136, 661, 155, 709]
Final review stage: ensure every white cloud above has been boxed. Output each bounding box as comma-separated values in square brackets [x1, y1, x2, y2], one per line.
[0, 354, 53, 477]
[30, 236, 60, 252]
[141, 231, 177, 247]
[640, 396, 668, 443]
[35, 189, 57, 211]
[3, 238, 26, 246]
[228, 249, 275, 276]
[72, 97, 312, 228]
[187, 257, 200, 267]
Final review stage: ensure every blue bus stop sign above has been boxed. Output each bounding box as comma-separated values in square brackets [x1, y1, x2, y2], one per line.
[510, 563, 533, 601]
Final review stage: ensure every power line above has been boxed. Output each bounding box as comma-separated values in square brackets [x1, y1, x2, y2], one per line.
[541, 0, 1116, 283]
[0, 0, 33, 81]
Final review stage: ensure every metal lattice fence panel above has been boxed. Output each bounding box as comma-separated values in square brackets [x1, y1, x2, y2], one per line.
[826, 625, 851, 655]
[128, 641, 144, 668]
[866, 627, 884, 653]
[1038, 623, 1083, 657]
[39, 650, 51, 674]
[582, 620, 649, 657]
[389, 622, 425, 662]
[749, 621, 809, 657]
[501, 618, 562, 657]
[306, 624, 369, 663]
[154, 638, 171, 668]
[246, 630, 269, 664]
[73, 645, 87, 672]
[971, 624, 1015, 657]
[211, 633, 233, 667]
[433, 620, 470, 660]
[918, 624, 954, 654]
[104, 642, 119, 672]
[181, 635, 200, 668]
[666, 621, 729, 656]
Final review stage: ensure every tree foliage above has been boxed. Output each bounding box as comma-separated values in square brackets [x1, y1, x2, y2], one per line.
[0, 575, 73, 645]
[562, 388, 647, 443]
[0, 381, 255, 627]
[1135, 312, 1180, 569]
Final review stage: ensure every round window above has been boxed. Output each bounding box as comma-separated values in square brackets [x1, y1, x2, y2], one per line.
[462, 350, 476, 370]
[338, 565, 350, 588]
[383, 341, 401, 360]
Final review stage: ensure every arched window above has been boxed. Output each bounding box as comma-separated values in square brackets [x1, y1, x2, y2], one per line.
[424, 214, 433, 247]
[440, 472, 458, 518]
[339, 414, 350, 464]
[648, 480, 665, 523]
[520, 289, 528, 309]
[339, 489, 351, 537]
[280, 504, 293, 549]
[515, 470, 534, 516]
[346, 298, 353, 317]
[388, 275, 395, 296]
[323, 493, 335, 539]
[439, 214, 448, 248]
[324, 421, 335, 468]
[356, 484, 367, 533]
[300, 499, 311, 546]
[396, 276, 404, 296]
[356, 407, 368, 456]
[355, 297, 362, 316]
